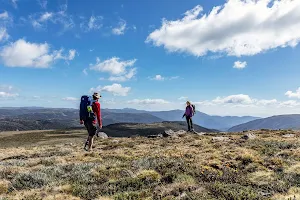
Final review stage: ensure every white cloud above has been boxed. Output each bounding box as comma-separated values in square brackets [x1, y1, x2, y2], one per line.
[152, 75, 164, 81]
[108, 68, 137, 82]
[146, 0, 300, 57]
[279, 100, 300, 107]
[62, 97, 78, 101]
[285, 88, 300, 99]
[39, 12, 53, 22]
[0, 28, 9, 42]
[128, 99, 170, 105]
[90, 83, 130, 96]
[88, 15, 103, 30]
[150, 75, 179, 81]
[90, 57, 137, 81]
[0, 91, 19, 99]
[38, 0, 47, 9]
[212, 94, 254, 104]
[29, 4, 74, 32]
[178, 96, 188, 101]
[256, 99, 277, 106]
[68, 49, 76, 60]
[233, 61, 247, 69]
[83, 68, 88, 76]
[0, 11, 9, 20]
[0, 39, 76, 68]
[0, 85, 18, 99]
[112, 19, 126, 35]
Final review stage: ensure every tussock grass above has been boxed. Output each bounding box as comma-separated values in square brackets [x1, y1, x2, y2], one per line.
[0, 129, 300, 199]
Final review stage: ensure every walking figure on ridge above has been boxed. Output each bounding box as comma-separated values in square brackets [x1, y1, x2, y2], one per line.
[183, 101, 195, 132]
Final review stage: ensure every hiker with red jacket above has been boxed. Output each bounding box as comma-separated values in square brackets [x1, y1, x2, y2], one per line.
[182, 101, 195, 132]
[80, 92, 102, 151]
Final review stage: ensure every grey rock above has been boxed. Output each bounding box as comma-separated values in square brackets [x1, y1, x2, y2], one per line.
[282, 134, 295, 138]
[241, 133, 256, 140]
[212, 136, 229, 142]
[97, 132, 108, 139]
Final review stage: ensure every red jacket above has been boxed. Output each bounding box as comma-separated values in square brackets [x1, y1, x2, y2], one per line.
[92, 101, 102, 126]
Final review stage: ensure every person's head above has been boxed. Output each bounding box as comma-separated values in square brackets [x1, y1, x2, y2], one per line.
[186, 101, 191, 106]
[93, 92, 101, 100]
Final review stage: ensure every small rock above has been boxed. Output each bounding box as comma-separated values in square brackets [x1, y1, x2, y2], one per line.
[282, 134, 295, 138]
[162, 129, 175, 137]
[196, 132, 206, 136]
[212, 136, 229, 142]
[97, 132, 108, 139]
[147, 134, 162, 138]
[241, 133, 256, 140]
[112, 139, 119, 143]
[176, 192, 187, 199]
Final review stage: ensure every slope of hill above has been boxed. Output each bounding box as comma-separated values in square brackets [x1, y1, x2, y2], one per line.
[102, 121, 216, 137]
[0, 129, 299, 199]
[229, 114, 300, 132]
[0, 107, 258, 131]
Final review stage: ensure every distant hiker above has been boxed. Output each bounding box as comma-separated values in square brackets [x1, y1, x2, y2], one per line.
[80, 92, 102, 151]
[182, 101, 195, 132]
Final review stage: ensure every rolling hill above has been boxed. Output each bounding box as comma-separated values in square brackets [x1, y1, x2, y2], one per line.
[228, 114, 300, 132]
[0, 107, 258, 131]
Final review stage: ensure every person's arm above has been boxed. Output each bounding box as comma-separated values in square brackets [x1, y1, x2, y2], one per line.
[92, 102, 102, 127]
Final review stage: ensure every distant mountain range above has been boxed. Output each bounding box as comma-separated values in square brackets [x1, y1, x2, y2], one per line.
[0, 107, 259, 131]
[228, 114, 300, 132]
[0, 107, 258, 131]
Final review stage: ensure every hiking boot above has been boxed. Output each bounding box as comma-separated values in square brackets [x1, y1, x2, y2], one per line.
[84, 140, 89, 150]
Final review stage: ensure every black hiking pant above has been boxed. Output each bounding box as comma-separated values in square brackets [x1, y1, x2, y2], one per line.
[186, 116, 193, 131]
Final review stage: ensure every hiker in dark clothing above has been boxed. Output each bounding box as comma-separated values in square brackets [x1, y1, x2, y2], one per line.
[80, 92, 102, 151]
[183, 101, 194, 132]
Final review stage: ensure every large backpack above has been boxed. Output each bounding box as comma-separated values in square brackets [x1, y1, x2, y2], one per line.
[79, 95, 95, 121]
[192, 104, 196, 115]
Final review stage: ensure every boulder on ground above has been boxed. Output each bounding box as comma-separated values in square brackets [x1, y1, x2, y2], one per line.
[97, 132, 108, 139]
[282, 134, 295, 138]
[162, 129, 186, 137]
[241, 132, 256, 140]
[212, 136, 229, 142]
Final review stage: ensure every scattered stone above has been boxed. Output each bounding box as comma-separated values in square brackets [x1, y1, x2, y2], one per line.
[97, 132, 108, 139]
[196, 132, 206, 136]
[282, 134, 295, 138]
[176, 192, 187, 199]
[112, 139, 119, 143]
[162, 129, 175, 137]
[212, 136, 229, 142]
[241, 132, 256, 140]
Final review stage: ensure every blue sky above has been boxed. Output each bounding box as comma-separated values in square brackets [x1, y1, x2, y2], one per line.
[1, 0, 300, 117]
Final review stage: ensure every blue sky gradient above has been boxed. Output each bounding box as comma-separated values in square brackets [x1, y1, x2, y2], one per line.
[1, 0, 300, 117]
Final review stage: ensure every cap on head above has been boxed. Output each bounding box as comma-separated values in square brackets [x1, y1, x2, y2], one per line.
[93, 92, 101, 99]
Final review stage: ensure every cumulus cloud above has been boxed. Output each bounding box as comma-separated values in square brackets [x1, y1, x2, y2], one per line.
[62, 97, 78, 101]
[279, 100, 300, 107]
[285, 88, 300, 99]
[68, 49, 76, 60]
[108, 68, 137, 82]
[0, 39, 76, 68]
[233, 61, 247, 69]
[90, 84, 130, 96]
[112, 19, 126, 35]
[90, 57, 137, 81]
[128, 99, 170, 105]
[146, 0, 300, 57]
